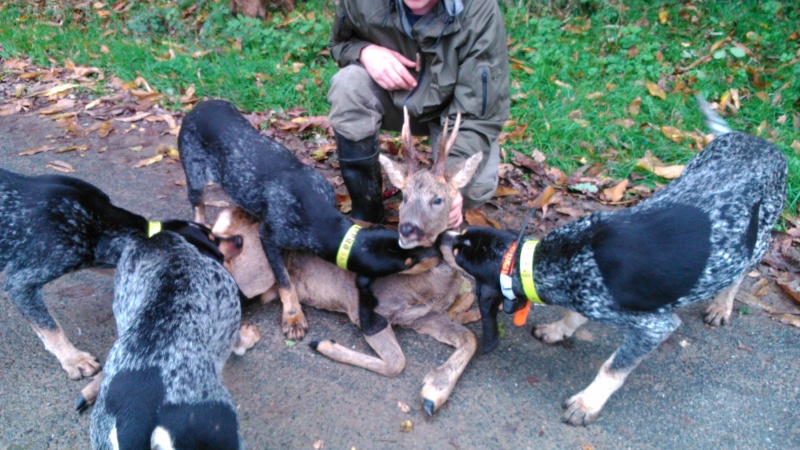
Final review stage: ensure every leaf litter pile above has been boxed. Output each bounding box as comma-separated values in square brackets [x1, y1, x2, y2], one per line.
[1, 53, 799, 328]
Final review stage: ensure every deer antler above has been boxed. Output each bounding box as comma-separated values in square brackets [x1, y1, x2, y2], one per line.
[432, 112, 461, 179]
[401, 106, 420, 176]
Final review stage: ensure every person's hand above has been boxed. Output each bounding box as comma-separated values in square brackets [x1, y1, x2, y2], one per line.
[448, 191, 464, 230]
[360, 44, 418, 91]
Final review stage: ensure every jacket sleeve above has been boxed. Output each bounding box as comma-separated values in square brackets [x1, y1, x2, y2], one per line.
[446, 0, 510, 163]
[329, 1, 371, 68]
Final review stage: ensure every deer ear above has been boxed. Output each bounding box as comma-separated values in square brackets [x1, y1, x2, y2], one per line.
[379, 154, 407, 190]
[448, 152, 483, 189]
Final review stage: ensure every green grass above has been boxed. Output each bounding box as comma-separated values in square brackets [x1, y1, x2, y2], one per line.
[1, 0, 798, 217]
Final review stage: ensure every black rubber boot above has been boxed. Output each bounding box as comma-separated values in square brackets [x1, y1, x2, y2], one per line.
[335, 132, 385, 223]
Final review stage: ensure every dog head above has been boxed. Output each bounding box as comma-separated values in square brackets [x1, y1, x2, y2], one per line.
[211, 208, 275, 299]
[160, 220, 234, 263]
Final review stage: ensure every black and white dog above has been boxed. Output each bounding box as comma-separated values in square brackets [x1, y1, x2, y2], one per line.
[441, 96, 788, 425]
[0, 169, 204, 380]
[90, 225, 259, 449]
[178, 99, 440, 340]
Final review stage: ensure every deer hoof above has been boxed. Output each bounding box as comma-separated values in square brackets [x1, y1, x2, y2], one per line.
[423, 399, 435, 416]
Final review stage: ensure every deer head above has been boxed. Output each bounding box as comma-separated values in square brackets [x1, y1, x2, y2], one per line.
[379, 108, 483, 249]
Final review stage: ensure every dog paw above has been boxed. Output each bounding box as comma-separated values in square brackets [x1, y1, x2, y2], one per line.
[532, 321, 571, 344]
[703, 302, 732, 327]
[562, 392, 602, 426]
[233, 323, 261, 356]
[61, 351, 101, 380]
[282, 310, 308, 341]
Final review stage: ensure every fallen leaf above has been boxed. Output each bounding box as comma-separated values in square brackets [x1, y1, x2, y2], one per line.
[284, 339, 296, 347]
[493, 186, 521, 197]
[465, 209, 493, 228]
[400, 420, 413, 433]
[38, 98, 75, 115]
[636, 151, 684, 179]
[312, 440, 324, 450]
[603, 179, 629, 202]
[627, 97, 641, 116]
[46, 161, 75, 173]
[777, 314, 800, 328]
[397, 401, 411, 413]
[204, 200, 230, 208]
[132, 154, 163, 168]
[115, 112, 152, 123]
[658, 9, 670, 23]
[776, 280, 800, 305]
[569, 182, 599, 194]
[55, 145, 89, 154]
[18, 145, 54, 156]
[645, 81, 667, 100]
[29, 83, 79, 97]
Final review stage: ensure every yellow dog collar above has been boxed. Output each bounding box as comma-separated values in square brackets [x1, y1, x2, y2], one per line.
[519, 239, 543, 304]
[336, 224, 361, 270]
[147, 221, 162, 238]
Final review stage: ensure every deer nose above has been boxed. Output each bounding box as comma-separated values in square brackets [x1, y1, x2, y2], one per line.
[399, 222, 421, 240]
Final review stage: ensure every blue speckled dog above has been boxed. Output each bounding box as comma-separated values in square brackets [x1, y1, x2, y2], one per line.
[178, 99, 439, 340]
[440, 97, 788, 425]
[0, 169, 201, 380]
[90, 226, 259, 449]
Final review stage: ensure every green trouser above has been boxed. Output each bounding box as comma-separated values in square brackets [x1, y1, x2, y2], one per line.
[327, 64, 499, 209]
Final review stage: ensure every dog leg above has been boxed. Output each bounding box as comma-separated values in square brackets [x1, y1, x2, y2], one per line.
[477, 283, 501, 353]
[232, 323, 261, 356]
[703, 275, 744, 326]
[533, 310, 588, 344]
[414, 315, 478, 415]
[261, 236, 308, 340]
[31, 323, 101, 379]
[446, 291, 477, 323]
[310, 326, 406, 376]
[355, 275, 389, 336]
[563, 313, 680, 425]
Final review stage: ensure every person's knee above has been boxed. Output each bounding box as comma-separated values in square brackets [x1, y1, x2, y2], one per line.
[328, 65, 382, 141]
[462, 175, 498, 209]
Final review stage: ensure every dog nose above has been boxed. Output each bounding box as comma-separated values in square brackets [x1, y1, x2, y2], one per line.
[234, 236, 243, 249]
[399, 223, 420, 239]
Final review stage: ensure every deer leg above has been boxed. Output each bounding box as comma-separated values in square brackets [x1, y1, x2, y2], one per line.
[310, 326, 406, 377]
[232, 323, 261, 356]
[413, 316, 478, 415]
[703, 275, 743, 327]
[75, 372, 104, 413]
[260, 235, 308, 340]
[355, 274, 388, 336]
[533, 309, 588, 344]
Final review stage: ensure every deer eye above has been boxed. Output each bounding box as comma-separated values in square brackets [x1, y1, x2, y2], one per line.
[433, 198, 443, 205]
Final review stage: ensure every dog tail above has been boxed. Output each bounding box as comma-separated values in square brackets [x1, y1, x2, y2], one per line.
[696, 94, 732, 136]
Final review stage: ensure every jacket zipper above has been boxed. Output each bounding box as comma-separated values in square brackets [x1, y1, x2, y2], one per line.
[481, 67, 488, 116]
[404, 49, 425, 108]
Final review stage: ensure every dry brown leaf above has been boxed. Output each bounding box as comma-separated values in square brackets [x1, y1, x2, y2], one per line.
[335, 193, 352, 214]
[636, 151, 684, 179]
[603, 179, 629, 202]
[661, 126, 689, 144]
[465, 209, 493, 228]
[777, 314, 800, 328]
[528, 185, 556, 211]
[18, 145, 54, 156]
[204, 200, 230, 208]
[627, 97, 642, 116]
[493, 186, 521, 197]
[312, 440, 324, 450]
[645, 81, 667, 100]
[658, 9, 670, 23]
[38, 98, 76, 115]
[46, 161, 75, 173]
[400, 420, 413, 433]
[56, 145, 89, 154]
[132, 154, 164, 168]
[397, 401, 411, 413]
[29, 83, 79, 98]
[776, 279, 800, 305]
[180, 84, 198, 104]
[791, 140, 800, 154]
[115, 112, 152, 123]
[613, 118, 636, 128]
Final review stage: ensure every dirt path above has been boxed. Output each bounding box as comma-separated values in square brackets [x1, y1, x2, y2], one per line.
[0, 112, 798, 449]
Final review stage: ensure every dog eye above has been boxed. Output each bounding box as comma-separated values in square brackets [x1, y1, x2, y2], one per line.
[433, 198, 443, 205]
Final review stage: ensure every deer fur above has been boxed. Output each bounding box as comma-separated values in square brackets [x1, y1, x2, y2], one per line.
[213, 207, 479, 415]
[379, 108, 484, 249]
